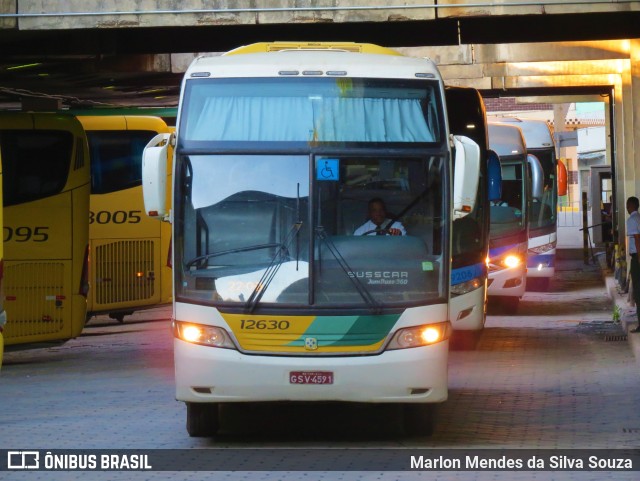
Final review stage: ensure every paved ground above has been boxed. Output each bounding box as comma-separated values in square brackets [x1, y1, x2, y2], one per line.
[1, 254, 638, 480]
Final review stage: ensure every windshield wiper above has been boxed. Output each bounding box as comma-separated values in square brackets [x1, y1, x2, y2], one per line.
[315, 226, 381, 314]
[185, 243, 287, 269]
[385, 187, 429, 232]
[245, 221, 303, 313]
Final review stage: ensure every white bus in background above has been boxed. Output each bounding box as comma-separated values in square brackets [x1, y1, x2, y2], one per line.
[142, 42, 481, 437]
[497, 118, 559, 291]
[487, 122, 542, 313]
[446, 88, 500, 339]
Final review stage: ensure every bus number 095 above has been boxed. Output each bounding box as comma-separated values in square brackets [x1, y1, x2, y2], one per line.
[90, 210, 142, 224]
[4, 226, 49, 242]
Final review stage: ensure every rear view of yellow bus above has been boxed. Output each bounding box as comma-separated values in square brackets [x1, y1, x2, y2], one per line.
[0, 113, 90, 346]
[79, 116, 172, 322]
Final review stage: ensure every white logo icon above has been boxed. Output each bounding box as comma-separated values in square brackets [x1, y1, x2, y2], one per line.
[7, 451, 40, 469]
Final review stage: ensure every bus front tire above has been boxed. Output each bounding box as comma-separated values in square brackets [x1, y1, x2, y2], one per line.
[186, 402, 220, 437]
[403, 404, 435, 437]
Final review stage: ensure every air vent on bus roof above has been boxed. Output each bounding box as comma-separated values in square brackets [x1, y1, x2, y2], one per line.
[268, 45, 360, 53]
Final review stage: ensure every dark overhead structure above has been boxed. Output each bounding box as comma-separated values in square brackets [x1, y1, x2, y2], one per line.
[0, 9, 638, 108]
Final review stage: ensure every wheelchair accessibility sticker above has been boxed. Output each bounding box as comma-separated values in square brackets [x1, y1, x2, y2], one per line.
[317, 159, 339, 181]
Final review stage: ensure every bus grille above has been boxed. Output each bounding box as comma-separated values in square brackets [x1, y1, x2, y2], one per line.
[94, 240, 155, 305]
[4, 262, 65, 339]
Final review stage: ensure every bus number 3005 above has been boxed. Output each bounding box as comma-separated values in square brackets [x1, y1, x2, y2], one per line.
[240, 319, 291, 330]
[4, 226, 49, 242]
[89, 210, 142, 225]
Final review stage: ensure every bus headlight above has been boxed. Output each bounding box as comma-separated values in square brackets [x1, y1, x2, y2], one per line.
[503, 255, 521, 268]
[386, 322, 451, 350]
[451, 277, 484, 296]
[529, 241, 556, 255]
[174, 321, 236, 349]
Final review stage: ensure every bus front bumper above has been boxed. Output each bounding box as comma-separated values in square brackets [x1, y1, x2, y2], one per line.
[488, 264, 527, 298]
[449, 286, 486, 331]
[526, 253, 555, 279]
[174, 339, 448, 404]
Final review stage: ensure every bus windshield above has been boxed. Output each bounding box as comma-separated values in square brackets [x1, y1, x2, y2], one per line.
[529, 148, 556, 231]
[0, 130, 72, 206]
[490, 158, 527, 239]
[176, 153, 446, 310]
[180, 77, 442, 146]
[88, 130, 157, 194]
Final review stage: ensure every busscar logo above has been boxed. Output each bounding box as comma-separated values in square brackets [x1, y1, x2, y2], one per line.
[8, 451, 40, 469]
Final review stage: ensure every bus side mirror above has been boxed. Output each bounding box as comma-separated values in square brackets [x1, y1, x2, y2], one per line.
[487, 150, 502, 202]
[142, 133, 171, 220]
[557, 158, 568, 196]
[528, 154, 544, 201]
[452, 135, 480, 219]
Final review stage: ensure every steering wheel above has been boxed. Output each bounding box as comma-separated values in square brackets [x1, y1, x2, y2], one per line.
[360, 228, 391, 236]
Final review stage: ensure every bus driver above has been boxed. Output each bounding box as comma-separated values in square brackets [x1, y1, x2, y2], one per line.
[354, 197, 406, 236]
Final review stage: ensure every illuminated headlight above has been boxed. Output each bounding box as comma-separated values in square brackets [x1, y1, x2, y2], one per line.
[503, 255, 521, 268]
[451, 277, 484, 296]
[386, 322, 451, 350]
[173, 321, 236, 349]
[529, 241, 556, 255]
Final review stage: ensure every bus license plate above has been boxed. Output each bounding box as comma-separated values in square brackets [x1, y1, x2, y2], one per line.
[289, 371, 334, 385]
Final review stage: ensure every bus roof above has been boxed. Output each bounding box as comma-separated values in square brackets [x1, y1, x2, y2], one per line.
[78, 115, 169, 132]
[185, 49, 441, 81]
[492, 117, 554, 149]
[226, 42, 403, 56]
[488, 122, 526, 157]
[0, 112, 85, 134]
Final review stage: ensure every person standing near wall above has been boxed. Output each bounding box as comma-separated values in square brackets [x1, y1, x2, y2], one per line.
[626, 196, 640, 333]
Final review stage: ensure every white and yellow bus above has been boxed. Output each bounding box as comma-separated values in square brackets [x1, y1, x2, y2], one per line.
[142, 42, 481, 437]
[79, 115, 172, 322]
[0, 113, 90, 346]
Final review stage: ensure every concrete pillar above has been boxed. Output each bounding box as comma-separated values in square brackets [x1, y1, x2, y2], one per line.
[630, 39, 640, 201]
[618, 49, 638, 245]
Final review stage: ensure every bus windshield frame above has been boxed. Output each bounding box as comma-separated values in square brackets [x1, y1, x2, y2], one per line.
[174, 76, 450, 314]
[489, 156, 528, 241]
[528, 147, 557, 234]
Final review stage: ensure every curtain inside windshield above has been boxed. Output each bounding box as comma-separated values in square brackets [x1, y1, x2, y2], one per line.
[182, 78, 439, 143]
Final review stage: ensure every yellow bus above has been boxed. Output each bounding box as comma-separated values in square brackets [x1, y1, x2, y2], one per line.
[79, 115, 172, 322]
[0, 113, 90, 346]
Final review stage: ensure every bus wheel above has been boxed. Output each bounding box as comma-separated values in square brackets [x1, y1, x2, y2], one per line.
[109, 312, 132, 323]
[186, 402, 220, 437]
[403, 404, 435, 437]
